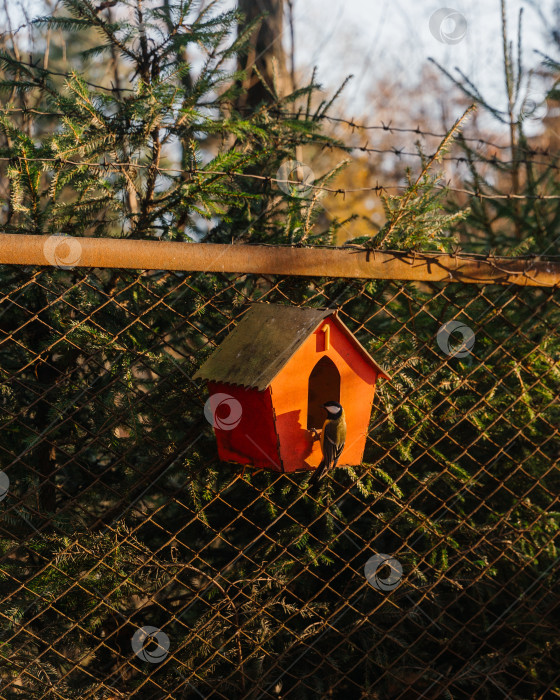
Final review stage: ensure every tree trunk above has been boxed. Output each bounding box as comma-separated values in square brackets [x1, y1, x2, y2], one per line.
[237, 0, 287, 110]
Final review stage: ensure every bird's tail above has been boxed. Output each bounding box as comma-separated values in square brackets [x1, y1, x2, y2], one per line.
[308, 460, 326, 486]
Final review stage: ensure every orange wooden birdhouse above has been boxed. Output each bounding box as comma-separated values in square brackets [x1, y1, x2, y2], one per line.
[193, 303, 389, 474]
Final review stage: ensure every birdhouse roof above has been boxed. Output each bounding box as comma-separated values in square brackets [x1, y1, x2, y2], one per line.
[193, 303, 390, 391]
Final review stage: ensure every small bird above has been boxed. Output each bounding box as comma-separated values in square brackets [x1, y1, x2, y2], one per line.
[309, 401, 346, 485]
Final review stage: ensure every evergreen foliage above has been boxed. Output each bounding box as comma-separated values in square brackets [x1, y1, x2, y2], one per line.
[0, 1, 558, 698]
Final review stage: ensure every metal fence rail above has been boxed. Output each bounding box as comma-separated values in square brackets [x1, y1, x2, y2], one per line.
[2, 234, 560, 286]
[0, 261, 558, 699]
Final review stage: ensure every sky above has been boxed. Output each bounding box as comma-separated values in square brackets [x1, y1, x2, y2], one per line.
[289, 0, 557, 131]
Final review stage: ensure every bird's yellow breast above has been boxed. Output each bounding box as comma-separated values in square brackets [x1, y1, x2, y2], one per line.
[320, 419, 328, 450]
[320, 413, 347, 450]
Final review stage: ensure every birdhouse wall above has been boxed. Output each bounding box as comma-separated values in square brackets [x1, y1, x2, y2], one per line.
[270, 317, 378, 472]
[206, 381, 281, 470]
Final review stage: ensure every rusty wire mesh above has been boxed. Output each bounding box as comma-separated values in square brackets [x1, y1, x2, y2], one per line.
[0, 262, 558, 699]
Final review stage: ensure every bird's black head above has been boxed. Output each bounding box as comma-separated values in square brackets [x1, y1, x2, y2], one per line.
[323, 401, 343, 417]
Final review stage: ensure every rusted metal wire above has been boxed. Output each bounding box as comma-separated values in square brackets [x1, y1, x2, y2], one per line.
[0, 263, 558, 699]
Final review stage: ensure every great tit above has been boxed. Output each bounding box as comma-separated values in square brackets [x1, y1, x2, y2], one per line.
[309, 401, 346, 484]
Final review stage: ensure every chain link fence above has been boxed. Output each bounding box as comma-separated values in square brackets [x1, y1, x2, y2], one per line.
[0, 261, 558, 699]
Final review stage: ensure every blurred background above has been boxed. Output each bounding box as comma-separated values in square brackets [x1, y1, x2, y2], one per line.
[3, 0, 560, 245]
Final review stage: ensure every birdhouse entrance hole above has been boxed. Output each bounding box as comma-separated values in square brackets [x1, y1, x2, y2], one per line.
[307, 356, 340, 430]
